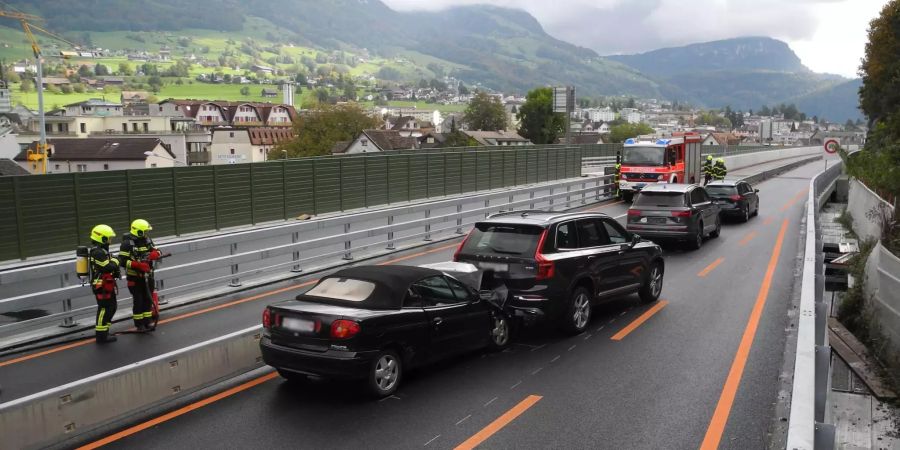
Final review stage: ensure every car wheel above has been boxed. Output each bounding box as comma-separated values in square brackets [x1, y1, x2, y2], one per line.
[277, 369, 308, 383]
[688, 222, 704, 250]
[366, 350, 402, 398]
[710, 215, 721, 238]
[561, 287, 592, 335]
[639, 262, 663, 304]
[488, 312, 512, 351]
[753, 202, 760, 217]
[740, 204, 750, 222]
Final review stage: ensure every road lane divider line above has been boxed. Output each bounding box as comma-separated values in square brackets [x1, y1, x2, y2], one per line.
[585, 199, 624, 212]
[610, 300, 669, 341]
[0, 243, 460, 368]
[77, 370, 278, 450]
[454, 395, 542, 450]
[780, 188, 809, 211]
[699, 219, 789, 450]
[738, 231, 758, 247]
[697, 258, 724, 278]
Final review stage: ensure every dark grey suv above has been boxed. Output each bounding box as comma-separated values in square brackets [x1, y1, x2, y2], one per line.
[625, 184, 721, 250]
[454, 211, 664, 334]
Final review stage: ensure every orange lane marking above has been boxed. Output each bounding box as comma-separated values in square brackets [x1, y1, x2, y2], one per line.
[0, 338, 94, 368]
[77, 371, 279, 449]
[763, 217, 775, 226]
[0, 242, 461, 367]
[610, 300, 669, 341]
[780, 188, 809, 211]
[585, 199, 624, 212]
[738, 231, 758, 247]
[699, 219, 789, 450]
[454, 395, 543, 450]
[697, 258, 724, 277]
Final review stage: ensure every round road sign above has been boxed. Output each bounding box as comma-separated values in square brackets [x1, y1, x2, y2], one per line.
[824, 139, 840, 154]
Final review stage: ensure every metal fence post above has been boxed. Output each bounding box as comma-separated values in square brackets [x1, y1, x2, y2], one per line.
[529, 191, 535, 209]
[456, 204, 463, 234]
[291, 231, 302, 272]
[343, 223, 353, 260]
[228, 242, 241, 287]
[549, 186, 555, 210]
[484, 199, 490, 218]
[596, 178, 601, 200]
[566, 184, 572, 207]
[387, 215, 395, 250]
[581, 181, 586, 205]
[59, 273, 75, 328]
[424, 209, 432, 241]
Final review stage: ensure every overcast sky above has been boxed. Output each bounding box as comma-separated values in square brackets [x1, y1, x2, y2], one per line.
[382, 0, 888, 78]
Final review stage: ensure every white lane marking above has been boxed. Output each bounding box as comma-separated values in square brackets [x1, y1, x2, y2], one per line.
[424, 435, 441, 446]
[530, 344, 547, 352]
[568, 344, 577, 352]
[615, 213, 627, 219]
[608, 319, 616, 324]
[584, 333, 593, 341]
[484, 397, 498, 407]
[510, 380, 522, 390]
[514, 343, 540, 349]
[619, 311, 628, 317]
[531, 367, 543, 376]
[379, 394, 402, 403]
[550, 355, 561, 363]
[597, 326, 605, 332]
[456, 414, 472, 426]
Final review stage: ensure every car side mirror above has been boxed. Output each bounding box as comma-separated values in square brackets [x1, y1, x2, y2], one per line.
[630, 234, 641, 248]
[755, 189, 760, 193]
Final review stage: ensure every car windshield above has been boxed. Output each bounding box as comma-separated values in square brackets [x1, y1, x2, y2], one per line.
[461, 224, 544, 256]
[705, 185, 737, 196]
[305, 277, 376, 302]
[623, 146, 665, 166]
[633, 192, 686, 207]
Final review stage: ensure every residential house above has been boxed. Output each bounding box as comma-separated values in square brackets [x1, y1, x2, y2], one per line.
[389, 116, 422, 138]
[702, 132, 743, 146]
[158, 100, 297, 129]
[418, 132, 449, 149]
[41, 77, 71, 88]
[337, 130, 418, 154]
[14, 138, 175, 174]
[251, 64, 275, 75]
[462, 130, 531, 146]
[261, 88, 279, 98]
[0, 158, 28, 176]
[208, 127, 294, 164]
[557, 133, 605, 145]
[121, 91, 151, 105]
[808, 130, 866, 146]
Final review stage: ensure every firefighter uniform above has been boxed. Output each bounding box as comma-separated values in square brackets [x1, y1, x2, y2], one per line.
[713, 158, 728, 180]
[613, 163, 621, 197]
[702, 155, 714, 184]
[89, 225, 120, 343]
[118, 219, 160, 331]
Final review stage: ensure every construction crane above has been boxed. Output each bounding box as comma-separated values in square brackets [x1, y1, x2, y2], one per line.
[0, 9, 79, 174]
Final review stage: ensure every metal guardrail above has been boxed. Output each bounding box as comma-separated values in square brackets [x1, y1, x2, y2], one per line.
[0, 174, 615, 341]
[786, 159, 844, 450]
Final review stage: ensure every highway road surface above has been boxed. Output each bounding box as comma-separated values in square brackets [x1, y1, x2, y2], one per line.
[0, 161, 821, 449]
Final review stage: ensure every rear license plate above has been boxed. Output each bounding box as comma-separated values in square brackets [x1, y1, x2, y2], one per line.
[648, 217, 667, 224]
[282, 317, 316, 333]
[479, 262, 509, 272]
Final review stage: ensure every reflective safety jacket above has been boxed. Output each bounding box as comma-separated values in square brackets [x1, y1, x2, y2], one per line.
[90, 245, 120, 297]
[118, 233, 158, 278]
[702, 160, 713, 174]
[713, 162, 728, 179]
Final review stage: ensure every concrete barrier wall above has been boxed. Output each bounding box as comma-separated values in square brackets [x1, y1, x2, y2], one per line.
[848, 179, 893, 242]
[865, 242, 900, 350]
[723, 146, 821, 171]
[0, 326, 264, 450]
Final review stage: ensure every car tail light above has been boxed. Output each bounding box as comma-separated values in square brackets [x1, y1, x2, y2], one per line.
[330, 319, 361, 339]
[627, 209, 642, 216]
[262, 308, 272, 329]
[730, 195, 742, 201]
[453, 229, 474, 261]
[533, 229, 555, 281]
[671, 210, 692, 217]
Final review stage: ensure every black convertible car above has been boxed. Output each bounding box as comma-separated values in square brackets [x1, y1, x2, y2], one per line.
[260, 265, 511, 397]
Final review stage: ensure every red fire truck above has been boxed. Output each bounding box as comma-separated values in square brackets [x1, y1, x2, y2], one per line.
[617, 132, 703, 202]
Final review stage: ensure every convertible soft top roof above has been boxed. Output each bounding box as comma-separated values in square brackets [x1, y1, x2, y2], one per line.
[299, 265, 443, 310]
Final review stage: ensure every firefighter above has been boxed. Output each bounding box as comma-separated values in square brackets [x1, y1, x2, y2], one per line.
[89, 224, 120, 343]
[702, 155, 714, 184]
[119, 219, 161, 332]
[714, 158, 728, 180]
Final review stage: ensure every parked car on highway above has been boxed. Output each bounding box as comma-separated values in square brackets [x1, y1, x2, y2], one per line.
[454, 211, 664, 335]
[260, 265, 511, 397]
[626, 184, 721, 250]
[706, 180, 760, 222]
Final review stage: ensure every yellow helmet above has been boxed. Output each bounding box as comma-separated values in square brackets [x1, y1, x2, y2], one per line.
[717, 158, 725, 163]
[90, 224, 115, 245]
[130, 219, 152, 238]
[707, 155, 713, 161]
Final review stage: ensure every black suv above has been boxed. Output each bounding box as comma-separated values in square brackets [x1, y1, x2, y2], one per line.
[454, 211, 664, 334]
[626, 184, 721, 250]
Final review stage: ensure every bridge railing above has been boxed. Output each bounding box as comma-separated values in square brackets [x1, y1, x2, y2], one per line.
[0, 173, 615, 345]
[786, 158, 845, 450]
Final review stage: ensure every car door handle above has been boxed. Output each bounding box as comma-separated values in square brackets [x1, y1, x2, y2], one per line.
[432, 317, 443, 326]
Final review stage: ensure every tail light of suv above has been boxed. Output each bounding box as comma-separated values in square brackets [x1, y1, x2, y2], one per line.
[534, 229, 555, 281]
[453, 229, 474, 261]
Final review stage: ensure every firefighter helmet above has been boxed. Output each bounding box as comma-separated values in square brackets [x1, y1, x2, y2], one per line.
[90, 224, 115, 245]
[707, 155, 713, 161]
[130, 219, 152, 238]
[716, 158, 725, 164]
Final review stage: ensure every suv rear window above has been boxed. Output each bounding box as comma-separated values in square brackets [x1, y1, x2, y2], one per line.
[461, 224, 544, 257]
[706, 185, 737, 196]
[633, 192, 687, 207]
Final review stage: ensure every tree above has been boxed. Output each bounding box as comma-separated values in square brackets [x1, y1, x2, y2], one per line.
[609, 123, 655, 143]
[759, 105, 771, 117]
[458, 82, 469, 96]
[77, 65, 93, 77]
[343, 82, 357, 101]
[464, 91, 507, 131]
[118, 62, 133, 76]
[443, 117, 476, 147]
[19, 79, 32, 93]
[59, 84, 73, 94]
[72, 83, 86, 94]
[94, 63, 109, 76]
[148, 75, 163, 93]
[517, 87, 565, 144]
[240, 86, 250, 96]
[275, 103, 381, 158]
[316, 87, 330, 103]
